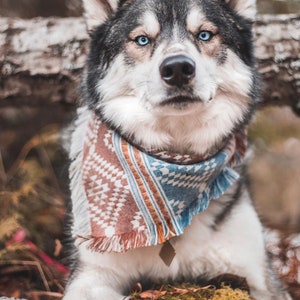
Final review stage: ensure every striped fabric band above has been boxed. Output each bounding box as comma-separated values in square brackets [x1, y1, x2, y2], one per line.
[78, 114, 247, 253]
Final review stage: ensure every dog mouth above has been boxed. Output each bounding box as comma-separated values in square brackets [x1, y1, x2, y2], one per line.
[160, 96, 202, 108]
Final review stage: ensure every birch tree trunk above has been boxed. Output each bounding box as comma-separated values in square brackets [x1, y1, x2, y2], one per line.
[254, 14, 300, 113]
[0, 15, 299, 112]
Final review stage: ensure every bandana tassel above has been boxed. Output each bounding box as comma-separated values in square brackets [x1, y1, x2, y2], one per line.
[87, 230, 151, 253]
[177, 167, 239, 231]
[208, 167, 240, 200]
[69, 108, 94, 240]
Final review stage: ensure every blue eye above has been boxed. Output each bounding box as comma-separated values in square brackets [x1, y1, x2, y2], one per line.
[135, 35, 150, 46]
[198, 31, 213, 41]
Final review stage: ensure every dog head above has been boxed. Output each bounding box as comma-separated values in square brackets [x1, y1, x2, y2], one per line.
[81, 0, 259, 156]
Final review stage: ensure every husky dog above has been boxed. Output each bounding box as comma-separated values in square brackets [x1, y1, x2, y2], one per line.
[64, 0, 292, 299]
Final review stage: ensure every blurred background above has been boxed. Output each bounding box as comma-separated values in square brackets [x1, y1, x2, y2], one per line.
[0, 0, 299, 299]
[0, 0, 300, 17]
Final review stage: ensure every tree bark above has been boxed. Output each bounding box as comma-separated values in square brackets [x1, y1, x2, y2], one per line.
[254, 14, 300, 114]
[1, 15, 299, 112]
[0, 17, 87, 107]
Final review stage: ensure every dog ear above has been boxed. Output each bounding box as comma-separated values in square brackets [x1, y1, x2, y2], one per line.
[225, 0, 256, 21]
[82, 0, 120, 32]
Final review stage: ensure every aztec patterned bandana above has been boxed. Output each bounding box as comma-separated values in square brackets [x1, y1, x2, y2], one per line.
[79, 114, 247, 253]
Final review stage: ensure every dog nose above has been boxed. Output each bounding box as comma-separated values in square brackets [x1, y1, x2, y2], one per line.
[160, 55, 196, 87]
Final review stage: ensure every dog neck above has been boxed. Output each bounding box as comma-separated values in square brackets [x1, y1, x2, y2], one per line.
[130, 137, 230, 165]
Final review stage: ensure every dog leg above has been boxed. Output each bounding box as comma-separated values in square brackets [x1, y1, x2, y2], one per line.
[250, 289, 292, 300]
[231, 216, 292, 299]
[249, 265, 292, 300]
[63, 267, 127, 300]
[250, 283, 292, 300]
[64, 286, 124, 300]
[192, 193, 292, 300]
[245, 261, 292, 300]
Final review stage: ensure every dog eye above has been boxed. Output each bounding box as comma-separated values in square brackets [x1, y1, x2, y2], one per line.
[135, 35, 150, 46]
[198, 31, 213, 41]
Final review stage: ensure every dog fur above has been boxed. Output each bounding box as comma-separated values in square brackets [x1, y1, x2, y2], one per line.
[63, 0, 292, 299]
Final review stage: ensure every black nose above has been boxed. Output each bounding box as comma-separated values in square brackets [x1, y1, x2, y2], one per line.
[159, 55, 196, 87]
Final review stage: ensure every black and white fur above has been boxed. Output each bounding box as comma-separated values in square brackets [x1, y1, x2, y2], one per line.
[64, 0, 292, 299]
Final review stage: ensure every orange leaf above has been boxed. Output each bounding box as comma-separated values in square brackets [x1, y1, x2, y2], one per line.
[139, 290, 167, 299]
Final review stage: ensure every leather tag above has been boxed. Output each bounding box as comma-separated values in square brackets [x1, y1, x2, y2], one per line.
[159, 240, 176, 267]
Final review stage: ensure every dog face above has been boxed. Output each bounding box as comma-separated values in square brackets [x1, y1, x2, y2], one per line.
[81, 0, 259, 155]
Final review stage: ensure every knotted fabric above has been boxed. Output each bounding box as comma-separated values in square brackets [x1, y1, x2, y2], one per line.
[78, 114, 247, 252]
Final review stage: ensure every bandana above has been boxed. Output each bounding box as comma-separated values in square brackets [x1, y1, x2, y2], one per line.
[75, 114, 247, 253]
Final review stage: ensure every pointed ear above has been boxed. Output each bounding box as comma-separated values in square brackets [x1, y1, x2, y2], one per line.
[82, 0, 120, 32]
[225, 0, 257, 21]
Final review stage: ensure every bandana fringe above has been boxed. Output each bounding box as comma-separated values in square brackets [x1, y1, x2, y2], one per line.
[209, 167, 240, 200]
[86, 230, 151, 253]
[179, 167, 240, 230]
[69, 107, 93, 240]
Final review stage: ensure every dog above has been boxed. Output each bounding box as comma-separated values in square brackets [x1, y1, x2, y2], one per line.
[63, 0, 292, 299]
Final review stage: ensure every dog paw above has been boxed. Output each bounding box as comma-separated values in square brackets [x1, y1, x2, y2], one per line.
[64, 286, 126, 300]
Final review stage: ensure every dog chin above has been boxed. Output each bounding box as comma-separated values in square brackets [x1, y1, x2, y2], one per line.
[161, 96, 203, 106]
[155, 96, 210, 115]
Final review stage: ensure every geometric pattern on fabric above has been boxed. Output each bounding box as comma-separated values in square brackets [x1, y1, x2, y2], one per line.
[80, 114, 247, 253]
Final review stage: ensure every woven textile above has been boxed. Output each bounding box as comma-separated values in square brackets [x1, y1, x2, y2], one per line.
[79, 114, 247, 253]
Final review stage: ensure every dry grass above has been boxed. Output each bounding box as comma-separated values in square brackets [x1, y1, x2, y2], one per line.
[0, 126, 68, 299]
